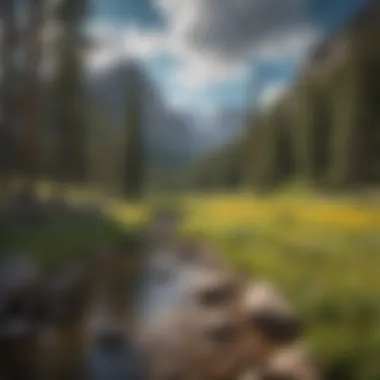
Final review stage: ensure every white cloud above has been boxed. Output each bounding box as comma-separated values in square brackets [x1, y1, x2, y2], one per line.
[85, 21, 249, 87]
[260, 82, 288, 109]
[153, 0, 319, 90]
[86, 45, 121, 72]
[121, 29, 166, 58]
[85, 22, 166, 73]
[174, 58, 249, 89]
[256, 24, 320, 61]
[84, 0, 322, 110]
[155, 0, 314, 62]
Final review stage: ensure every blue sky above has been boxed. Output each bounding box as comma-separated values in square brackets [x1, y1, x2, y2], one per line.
[86, 0, 367, 116]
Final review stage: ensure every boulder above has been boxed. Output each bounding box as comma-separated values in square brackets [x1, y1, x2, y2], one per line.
[240, 281, 302, 345]
[260, 344, 320, 380]
[189, 268, 239, 308]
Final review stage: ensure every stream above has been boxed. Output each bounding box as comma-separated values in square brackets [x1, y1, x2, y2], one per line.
[0, 218, 313, 380]
[82, 242, 206, 380]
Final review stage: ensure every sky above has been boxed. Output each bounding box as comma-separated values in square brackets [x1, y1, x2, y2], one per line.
[85, 0, 367, 116]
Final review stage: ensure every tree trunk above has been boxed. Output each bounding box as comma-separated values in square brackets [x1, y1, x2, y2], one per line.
[0, 0, 17, 194]
[21, 0, 45, 199]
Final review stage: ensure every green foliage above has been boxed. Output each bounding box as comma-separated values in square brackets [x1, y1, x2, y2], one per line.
[57, 0, 88, 25]
[0, 212, 129, 270]
[87, 109, 123, 192]
[189, 6, 380, 193]
[168, 192, 380, 380]
[123, 73, 145, 199]
[198, 208, 380, 380]
[0, 0, 19, 184]
[51, 0, 89, 185]
[190, 140, 244, 191]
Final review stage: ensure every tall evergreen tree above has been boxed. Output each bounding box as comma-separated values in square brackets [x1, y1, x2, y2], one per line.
[52, 0, 88, 198]
[123, 73, 145, 199]
[88, 109, 122, 193]
[21, 0, 45, 197]
[0, 0, 17, 191]
[328, 56, 362, 188]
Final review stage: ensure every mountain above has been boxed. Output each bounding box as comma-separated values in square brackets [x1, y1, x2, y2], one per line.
[87, 60, 197, 172]
[301, 0, 380, 80]
[194, 107, 247, 154]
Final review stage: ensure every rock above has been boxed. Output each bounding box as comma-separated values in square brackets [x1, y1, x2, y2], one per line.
[198, 309, 240, 345]
[0, 253, 46, 328]
[43, 263, 89, 324]
[0, 195, 48, 223]
[189, 268, 239, 308]
[0, 318, 33, 347]
[260, 344, 320, 380]
[96, 326, 126, 353]
[143, 303, 251, 380]
[0, 253, 41, 294]
[240, 281, 302, 345]
[0, 253, 43, 380]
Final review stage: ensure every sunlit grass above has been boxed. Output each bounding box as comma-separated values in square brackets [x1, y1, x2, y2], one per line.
[181, 192, 380, 232]
[103, 198, 149, 227]
[99, 191, 380, 378]
[171, 192, 380, 378]
[2, 183, 379, 377]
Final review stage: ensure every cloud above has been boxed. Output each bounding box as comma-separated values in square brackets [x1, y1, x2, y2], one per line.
[152, 0, 320, 91]
[155, 0, 314, 63]
[259, 82, 288, 109]
[86, 45, 121, 72]
[85, 21, 250, 88]
[84, 0, 322, 111]
[255, 24, 320, 61]
[85, 22, 166, 72]
[174, 57, 250, 89]
[122, 29, 167, 57]
[86, 0, 318, 80]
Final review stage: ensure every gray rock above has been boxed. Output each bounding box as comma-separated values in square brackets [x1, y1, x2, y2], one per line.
[240, 281, 302, 344]
[84, 325, 147, 380]
[0, 252, 41, 293]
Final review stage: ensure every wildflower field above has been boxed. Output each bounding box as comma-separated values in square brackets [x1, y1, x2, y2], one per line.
[106, 191, 380, 380]
[2, 185, 380, 379]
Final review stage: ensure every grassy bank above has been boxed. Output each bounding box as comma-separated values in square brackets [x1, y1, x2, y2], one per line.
[1, 187, 379, 378]
[178, 193, 380, 378]
[103, 191, 380, 379]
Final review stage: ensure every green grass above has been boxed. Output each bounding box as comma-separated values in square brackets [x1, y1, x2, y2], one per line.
[1, 186, 379, 378]
[0, 208, 134, 270]
[101, 191, 380, 379]
[0, 180, 148, 269]
[173, 193, 380, 380]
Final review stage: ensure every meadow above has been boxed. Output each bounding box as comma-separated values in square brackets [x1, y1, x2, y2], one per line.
[1, 185, 380, 379]
[106, 190, 380, 380]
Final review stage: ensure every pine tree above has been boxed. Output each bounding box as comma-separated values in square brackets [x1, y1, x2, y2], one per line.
[52, 0, 88, 199]
[123, 73, 145, 199]
[0, 0, 17, 192]
[21, 0, 45, 198]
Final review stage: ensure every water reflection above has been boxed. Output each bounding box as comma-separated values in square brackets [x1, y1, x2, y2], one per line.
[0, 224, 318, 380]
[136, 248, 198, 328]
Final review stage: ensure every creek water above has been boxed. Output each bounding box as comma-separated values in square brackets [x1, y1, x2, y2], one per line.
[0, 225, 224, 380]
[82, 245, 204, 380]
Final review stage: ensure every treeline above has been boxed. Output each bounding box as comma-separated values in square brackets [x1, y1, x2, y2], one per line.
[190, 3, 380, 192]
[0, 0, 146, 201]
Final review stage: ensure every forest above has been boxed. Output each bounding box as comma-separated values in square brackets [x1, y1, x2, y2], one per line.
[0, 1, 380, 380]
[190, 4, 380, 193]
